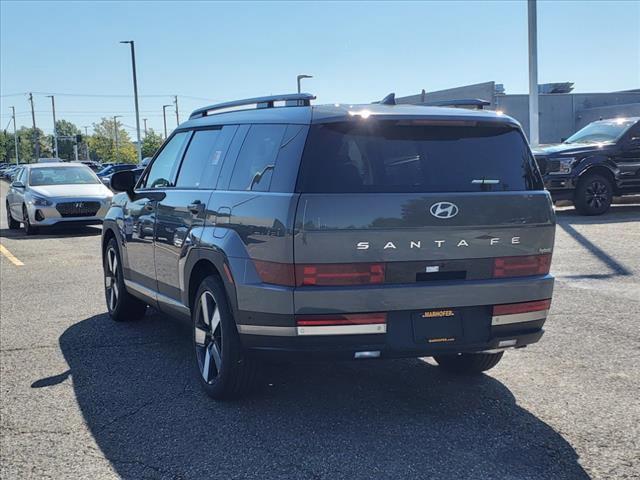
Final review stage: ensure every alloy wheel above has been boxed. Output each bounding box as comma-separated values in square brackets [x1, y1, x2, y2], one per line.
[585, 180, 608, 209]
[194, 291, 222, 384]
[104, 247, 120, 312]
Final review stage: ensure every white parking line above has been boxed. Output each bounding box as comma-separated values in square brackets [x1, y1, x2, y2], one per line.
[0, 244, 24, 266]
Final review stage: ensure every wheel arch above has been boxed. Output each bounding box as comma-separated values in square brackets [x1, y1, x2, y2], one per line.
[577, 163, 618, 193]
[186, 253, 238, 317]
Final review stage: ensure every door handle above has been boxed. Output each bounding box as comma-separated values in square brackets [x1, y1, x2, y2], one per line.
[188, 201, 204, 215]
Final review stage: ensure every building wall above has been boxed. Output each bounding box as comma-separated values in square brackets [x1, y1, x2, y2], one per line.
[397, 83, 640, 144]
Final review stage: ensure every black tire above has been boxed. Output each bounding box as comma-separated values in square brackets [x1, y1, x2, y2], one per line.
[103, 238, 147, 321]
[192, 275, 258, 400]
[573, 173, 613, 216]
[22, 205, 38, 235]
[433, 352, 504, 374]
[6, 203, 20, 230]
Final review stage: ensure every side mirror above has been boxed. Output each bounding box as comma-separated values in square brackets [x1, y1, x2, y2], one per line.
[110, 170, 136, 197]
[11, 180, 25, 189]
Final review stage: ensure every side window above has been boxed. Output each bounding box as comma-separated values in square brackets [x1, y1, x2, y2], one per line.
[228, 124, 287, 191]
[142, 131, 190, 189]
[176, 126, 237, 188]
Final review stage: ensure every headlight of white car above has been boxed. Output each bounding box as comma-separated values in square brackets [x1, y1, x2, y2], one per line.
[30, 194, 53, 207]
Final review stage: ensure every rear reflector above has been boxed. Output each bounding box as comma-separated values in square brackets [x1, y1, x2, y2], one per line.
[296, 263, 385, 286]
[493, 254, 551, 278]
[493, 299, 551, 316]
[296, 313, 387, 336]
[296, 312, 387, 326]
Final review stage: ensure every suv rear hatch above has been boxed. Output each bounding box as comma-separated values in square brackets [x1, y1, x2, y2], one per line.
[293, 119, 555, 287]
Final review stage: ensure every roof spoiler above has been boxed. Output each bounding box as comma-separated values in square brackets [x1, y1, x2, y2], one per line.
[189, 93, 316, 119]
[424, 98, 491, 110]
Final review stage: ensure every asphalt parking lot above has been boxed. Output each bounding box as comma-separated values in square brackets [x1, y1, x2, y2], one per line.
[1, 182, 638, 480]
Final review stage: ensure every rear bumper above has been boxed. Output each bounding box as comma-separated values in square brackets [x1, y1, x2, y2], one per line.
[235, 275, 553, 359]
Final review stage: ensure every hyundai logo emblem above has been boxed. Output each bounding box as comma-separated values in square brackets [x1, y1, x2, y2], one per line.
[429, 201, 459, 219]
[75, 202, 84, 209]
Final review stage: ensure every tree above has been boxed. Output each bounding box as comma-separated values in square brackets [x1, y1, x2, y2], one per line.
[141, 129, 163, 158]
[54, 119, 81, 160]
[0, 130, 16, 163]
[12, 127, 52, 163]
[88, 118, 137, 164]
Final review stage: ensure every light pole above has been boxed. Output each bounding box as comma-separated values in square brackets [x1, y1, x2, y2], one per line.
[296, 74, 313, 93]
[528, 0, 539, 146]
[10, 106, 19, 165]
[46, 95, 58, 158]
[174, 95, 180, 126]
[113, 115, 122, 162]
[162, 104, 172, 139]
[120, 40, 143, 163]
[83, 126, 90, 160]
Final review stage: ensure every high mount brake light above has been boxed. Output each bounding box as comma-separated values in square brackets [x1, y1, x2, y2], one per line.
[493, 254, 551, 278]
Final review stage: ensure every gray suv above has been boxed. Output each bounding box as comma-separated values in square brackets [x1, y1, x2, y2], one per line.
[102, 93, 555, 399]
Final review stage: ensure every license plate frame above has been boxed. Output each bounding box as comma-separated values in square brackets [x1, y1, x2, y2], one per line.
[412, 308, 463, 344]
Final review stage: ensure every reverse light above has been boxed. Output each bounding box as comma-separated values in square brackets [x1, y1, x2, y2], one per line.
[493, 254, 551, 278]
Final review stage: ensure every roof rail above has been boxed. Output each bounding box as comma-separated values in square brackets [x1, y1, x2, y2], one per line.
[189, 93, 316, 119]
[424, 98, 491, 110]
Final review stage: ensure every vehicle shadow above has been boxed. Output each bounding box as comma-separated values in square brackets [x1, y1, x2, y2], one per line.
[39, 311, 590, 479]
[0, 225, 102, 240]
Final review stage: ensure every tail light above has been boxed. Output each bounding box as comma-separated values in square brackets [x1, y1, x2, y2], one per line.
[253, 260, 385, 286]
[296, 263, 385, 286]
[493, 254, 551, 278]
[493, 299, 551, 316]
[253, 260, 296, 287]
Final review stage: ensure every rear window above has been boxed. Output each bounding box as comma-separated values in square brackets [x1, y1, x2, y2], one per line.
[297, 122, 542, 193]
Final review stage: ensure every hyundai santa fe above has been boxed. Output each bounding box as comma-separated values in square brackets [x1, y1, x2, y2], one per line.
[102, 93, 555, 399]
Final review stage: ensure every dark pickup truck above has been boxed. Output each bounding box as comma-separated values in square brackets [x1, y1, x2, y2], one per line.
[534, 117, 640, 215]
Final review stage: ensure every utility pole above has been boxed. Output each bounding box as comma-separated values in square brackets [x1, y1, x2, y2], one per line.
[28, 92, 40, 161]
[174, 95, 179, 125]
[143, 118, 148, 137]
[120, 40, 143, 163]
[528, 0, 539, 147]
[10, 106, 19, 165]
[162, 104, 171, 139]
[113, 115, 121, 163]
[47, 95, 58, 158]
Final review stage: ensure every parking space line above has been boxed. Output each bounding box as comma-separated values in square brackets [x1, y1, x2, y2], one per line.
[0, 244, 24, 266]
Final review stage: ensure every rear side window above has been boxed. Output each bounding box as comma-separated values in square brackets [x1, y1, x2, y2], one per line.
[228, 124, 287, 191]
[142, 131, 190, 189]
[297, 122, 542, 193]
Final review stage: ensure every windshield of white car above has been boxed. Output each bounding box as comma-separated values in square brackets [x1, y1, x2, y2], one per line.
[564, 119, 635, 144]
[29, 167, 100, 186]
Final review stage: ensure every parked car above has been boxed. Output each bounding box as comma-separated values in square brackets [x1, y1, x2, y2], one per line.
[102, 93, 555, 399]
[37, 157, 63, 163]
[102, 167, 144, 189]
[533, 117, 640, 215]
[2, 166, 20, 180]
[96, 164, 137, 178]
[80, 160, 102, 172]
[6, 162, 113, 234]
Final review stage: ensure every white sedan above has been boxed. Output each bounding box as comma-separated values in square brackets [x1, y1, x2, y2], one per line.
[5, 163, 113, 235]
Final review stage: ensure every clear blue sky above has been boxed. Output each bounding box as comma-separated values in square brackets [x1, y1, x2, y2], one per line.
[1, 0, 638, 138]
